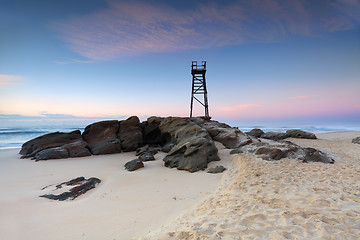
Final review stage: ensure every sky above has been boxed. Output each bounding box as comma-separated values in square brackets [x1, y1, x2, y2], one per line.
[1, 0, 360, 128]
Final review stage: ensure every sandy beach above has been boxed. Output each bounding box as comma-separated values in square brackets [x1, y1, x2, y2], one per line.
[1, 131, 359, 239]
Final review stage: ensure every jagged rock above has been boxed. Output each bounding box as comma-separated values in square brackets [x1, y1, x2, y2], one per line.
[19, 130, 83, 158]
[246, 128, 264, 138]
[138, 151, 155, 161]
[207, 165, 226, 173]
[160, 117, 220, 172]
[124, 159, 144, 171]
[82, 120, 121, 155]
[40, 177, 101, 201]
[261, 132, 289, 140]
[161, 143, 175, 153]
[352, 136, 360, 144]
[286, 129, 317, 139]
[231, 138, 334, 163]
[136, 144, 159, 156]
[191, 118, 252, 149]
[119, 116, 143, 152]
[141, 116, 167, 145]
[34, 147, 69, 161]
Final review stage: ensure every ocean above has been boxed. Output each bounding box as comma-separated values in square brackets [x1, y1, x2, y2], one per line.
[1, 123, 359, 150]
[0, 126, 85, 150]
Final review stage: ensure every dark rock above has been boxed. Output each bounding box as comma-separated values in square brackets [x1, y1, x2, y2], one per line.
[255, 147, 284, 160]
[136, 144, 159, 156]
[138, 151, 155, 161]
[119, 116, 143, 152]
[141, 116, 167, 145]
[286, 129, 317, 139]
[207, 165, 226, 173]
[246, 128, 264, 138]
[160, 117, 220, 172]
[82, 120, 121, 155]
[191, 118, 252, 149]
[352, 136, 360, 144]
[62, 139, 91, 158]
[20, 130, 83, 158]
[124, 159, 144, 171]
[161, 143, 175, 153]
[303, 147, 335, 164]
[34, 147, 69, 161]
[261, 132, 289, 141]
[40, 177, 101, 201]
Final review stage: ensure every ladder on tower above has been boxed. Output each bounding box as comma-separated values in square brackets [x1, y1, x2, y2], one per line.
[190, 61, 209, 118]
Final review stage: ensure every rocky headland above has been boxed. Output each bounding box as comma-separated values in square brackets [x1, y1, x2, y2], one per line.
[20, 116, 334, 173]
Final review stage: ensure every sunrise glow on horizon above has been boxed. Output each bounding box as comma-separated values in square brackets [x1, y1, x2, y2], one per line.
[1, 0, 359, 127]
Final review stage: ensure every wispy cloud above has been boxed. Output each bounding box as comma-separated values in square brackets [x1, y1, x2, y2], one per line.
[55, 0, 360, 60]
[354, 104, 360, 109]
[54, 58, 95, 64]
[0, 75, 23, 88]
[289, 95, 310, 100]
[220, 103, 260, 112]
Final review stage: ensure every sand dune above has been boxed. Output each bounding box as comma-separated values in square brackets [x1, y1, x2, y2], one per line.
[138, 131, 360, 240]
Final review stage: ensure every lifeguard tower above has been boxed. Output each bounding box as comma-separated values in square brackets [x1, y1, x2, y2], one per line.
[190, 61, 209, 119]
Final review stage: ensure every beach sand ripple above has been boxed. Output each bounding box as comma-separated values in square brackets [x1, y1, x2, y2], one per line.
[139, 132, 360, 240]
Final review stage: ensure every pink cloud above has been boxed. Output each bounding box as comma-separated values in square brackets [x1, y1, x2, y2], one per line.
[354, 104, 360, 108]
[55, 0, 360, 60]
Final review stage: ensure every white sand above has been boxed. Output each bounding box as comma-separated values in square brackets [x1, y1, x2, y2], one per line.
[0, 144, 232, 240]
[138, 131, 360, 240]
[1, 132, 359, 240]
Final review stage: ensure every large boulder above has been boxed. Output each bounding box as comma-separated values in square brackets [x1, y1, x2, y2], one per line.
[34, 147, 70, 161]
[20, 130, 83, 158]
[191, 118, 252, 149]
[286, 129, 317, 139]
[246, 128, 264, 138]
[118, 116, 143, 152]
[159, 117, 220, 172]
[62, 139, 91, 158]
[82, 120, 121, 155]
[141, 116, 167, 145]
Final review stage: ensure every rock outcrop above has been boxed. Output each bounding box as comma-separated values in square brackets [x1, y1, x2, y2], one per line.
[191, 118, 252, 148]
[40, 177, 101, 201]
[159, 117, 220, 172]
[82, 120, 121, 155]
[20, 116, 335, 172]
[19, 130, 85, 158]
[230, 139, 334, 163]
[119, 116, 143, 152]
